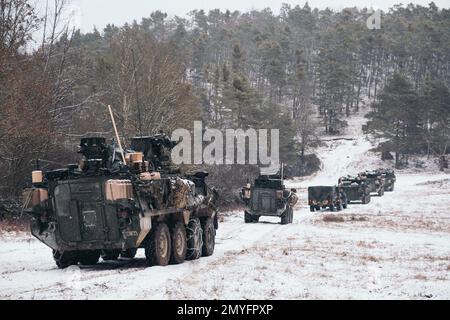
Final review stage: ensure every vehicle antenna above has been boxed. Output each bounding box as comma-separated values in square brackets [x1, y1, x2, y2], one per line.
[108, 105, 127, 165]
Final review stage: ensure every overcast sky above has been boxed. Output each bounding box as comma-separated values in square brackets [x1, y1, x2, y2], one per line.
[54, 0, 450, 32]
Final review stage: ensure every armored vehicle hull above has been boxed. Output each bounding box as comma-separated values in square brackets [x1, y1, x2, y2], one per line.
[342, 184, 371, 204]
[380, 170, 396, 192]
[308, 186, 347, 212]
[340, 177, 371, 204]
[242, 174, 298, 225]
[24, 135, 219, 269]
[363, 172, 386, 197]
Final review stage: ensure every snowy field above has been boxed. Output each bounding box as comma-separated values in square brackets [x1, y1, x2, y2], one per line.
[1, 112, 449, 300]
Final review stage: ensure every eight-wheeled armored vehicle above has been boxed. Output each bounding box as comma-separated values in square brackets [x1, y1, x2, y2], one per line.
[308, 186, 347, 212]
[23, 135, 219, 269]
[339, 176, 371, 204]
[241, 170, 298, 225]
[378, 169, 396, 192]
[360, 171, 385, 197]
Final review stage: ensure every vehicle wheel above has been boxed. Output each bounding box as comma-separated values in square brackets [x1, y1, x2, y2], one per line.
[289, 208, 294, 224]
[281, 209, 290, 225]
[53, 250, 78, 269]
[310, 206, 315, 212]
[170, 222, 187, 264]
[343, 200, 348, 209]
[201, 218, 216, 257]
[145, 223, 171, 267]
[78, 251, 100, 266]
[101, 250, 120, 261]
[337, 203, 343, 211]
[186, 218, 203, 261]
[316, 206, 321, 211]
[120, 248, 137, 259]
[245, 211, 258, 223]
[329, 205, 335, 212]
[390, 185, 395, 192]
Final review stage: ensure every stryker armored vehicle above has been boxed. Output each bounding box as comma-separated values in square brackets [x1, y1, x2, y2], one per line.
[377, 169, 396, 192]
[241, 168, 298, 225]
[360, 171, 385, 196]
[339, 176, 371, 204]
[23, 135, 219, 269]
[308, 186, 348, 212]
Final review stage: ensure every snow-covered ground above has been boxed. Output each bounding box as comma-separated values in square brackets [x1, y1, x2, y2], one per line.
[1, 111, 449, 300]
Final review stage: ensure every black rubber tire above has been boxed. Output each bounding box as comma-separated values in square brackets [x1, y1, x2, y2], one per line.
[101, 250, 121, 261]
[186, 218, 203, 261]
[310, 206, 315, 212]
[201, 218, 216, 257]
[363, 195, 371, 204]
[170, 222, 187, 264]
[79, 251, 100, 266]
[330, 205, 336, 212]
[337, 203, 343, 211]
[53, 250, 78, 269]
[145, 223, 172, 267]
[289, 208, 294, 223]
[245, 211, 259, 223]
[120, 248, 137, 259]
[281, 208, 291, 225]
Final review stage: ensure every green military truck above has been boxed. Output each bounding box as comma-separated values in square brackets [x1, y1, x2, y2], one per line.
[23, 136, 219, 269]
[339, 176, 371, 204]
[361, 171, 385, 197]
[308, 186, 348, 212]
[378, 169, 396, 192]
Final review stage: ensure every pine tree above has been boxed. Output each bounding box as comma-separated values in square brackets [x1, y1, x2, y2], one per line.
[365, 73, 421, 168]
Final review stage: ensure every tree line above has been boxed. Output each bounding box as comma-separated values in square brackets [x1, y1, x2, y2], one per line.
[0, 0, 449, 201]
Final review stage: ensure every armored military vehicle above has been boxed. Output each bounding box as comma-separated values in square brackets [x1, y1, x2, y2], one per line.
[361, 171, 385, 196]
[23, 135, 219, 269]
[308, 186, 348, 212]
[378, 169, 396, 192]
[241, 169, 298, 225]
[339, 176, 371, 204]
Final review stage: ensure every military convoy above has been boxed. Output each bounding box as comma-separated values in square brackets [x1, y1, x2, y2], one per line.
[23, 135, 219, 269]
[307, 168, 396, 213]
[22, 114, 397, 269]
[241, 169, 298, 225]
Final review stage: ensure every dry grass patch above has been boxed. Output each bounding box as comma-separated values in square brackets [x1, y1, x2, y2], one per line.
[362, 255, 379, 262]
[323, 215, 345, 223]
[0, 219, 29, 234]
[350, 215, 369, 222]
